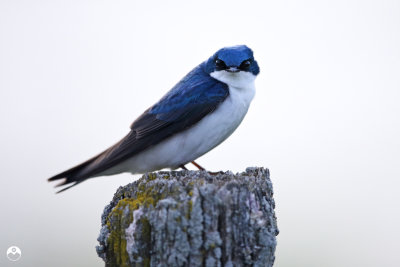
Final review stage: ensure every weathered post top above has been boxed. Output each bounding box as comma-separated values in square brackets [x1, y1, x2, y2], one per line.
[97, 167, 278, 267]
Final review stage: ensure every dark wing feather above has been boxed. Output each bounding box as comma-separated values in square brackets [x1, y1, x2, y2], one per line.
[48, 63, 229, 192]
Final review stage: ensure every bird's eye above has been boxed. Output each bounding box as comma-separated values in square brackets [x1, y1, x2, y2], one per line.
[240, 60, 251, 70]
[215, 59, 227, 69]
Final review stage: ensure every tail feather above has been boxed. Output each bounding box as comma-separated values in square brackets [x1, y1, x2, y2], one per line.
[48, 155, 101, 193]
[54, 181, 83, 194]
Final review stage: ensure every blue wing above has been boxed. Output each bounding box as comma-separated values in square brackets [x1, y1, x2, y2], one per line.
[49, 63, 229, 190]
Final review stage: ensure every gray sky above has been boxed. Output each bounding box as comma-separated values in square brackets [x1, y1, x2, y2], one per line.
[1, 1, 399, 266]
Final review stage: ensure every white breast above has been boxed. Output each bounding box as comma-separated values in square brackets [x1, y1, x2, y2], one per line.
[100, 71, 256, 175]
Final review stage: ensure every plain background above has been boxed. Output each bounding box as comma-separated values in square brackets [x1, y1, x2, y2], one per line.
[1, 1, 399, 266]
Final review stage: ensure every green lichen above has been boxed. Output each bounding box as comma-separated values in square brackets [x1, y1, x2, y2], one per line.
[106, 198, 138, 267]
[136, 217, 151, 267]
[138, 183, 146, 192]
[104, 171, 196, 266]
[188, 200, 193, 213]
[186, 199, 193, 220]
[142, 257, 150, 267]
[106, 173, 179, 266]
[147, 173, 157, 181]
[139, 217, 151, 245]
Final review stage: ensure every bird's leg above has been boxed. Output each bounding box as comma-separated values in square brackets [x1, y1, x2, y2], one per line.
[180, 164, 188, 170]
[191, 161, 205, 170]
[191, 161, 221, 175]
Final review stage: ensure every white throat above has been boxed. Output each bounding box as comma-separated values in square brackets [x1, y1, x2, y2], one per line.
[210, 70, 257, 89]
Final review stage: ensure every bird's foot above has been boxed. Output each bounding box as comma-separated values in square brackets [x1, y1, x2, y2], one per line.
[207, 170, 223, 175]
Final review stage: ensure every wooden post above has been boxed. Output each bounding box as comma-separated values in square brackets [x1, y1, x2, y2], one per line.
[97, 167, 278, 267]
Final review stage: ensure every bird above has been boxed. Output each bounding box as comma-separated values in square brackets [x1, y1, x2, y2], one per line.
[48, 45, 260, 193]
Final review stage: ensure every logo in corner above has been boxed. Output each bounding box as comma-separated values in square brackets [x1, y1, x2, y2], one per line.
[7, 246, 22, 262]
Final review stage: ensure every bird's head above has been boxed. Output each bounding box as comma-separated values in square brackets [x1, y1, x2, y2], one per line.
[205, 45, 260, 88]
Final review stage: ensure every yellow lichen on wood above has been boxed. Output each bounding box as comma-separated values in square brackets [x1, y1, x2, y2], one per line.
[106, 198, 137, 267]
[105, 177, 169, 267]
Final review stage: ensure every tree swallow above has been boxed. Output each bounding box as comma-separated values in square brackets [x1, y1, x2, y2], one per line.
[48, 45, 260, 193]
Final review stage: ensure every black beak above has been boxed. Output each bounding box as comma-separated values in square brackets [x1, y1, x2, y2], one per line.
[226, 67, 240, 73]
